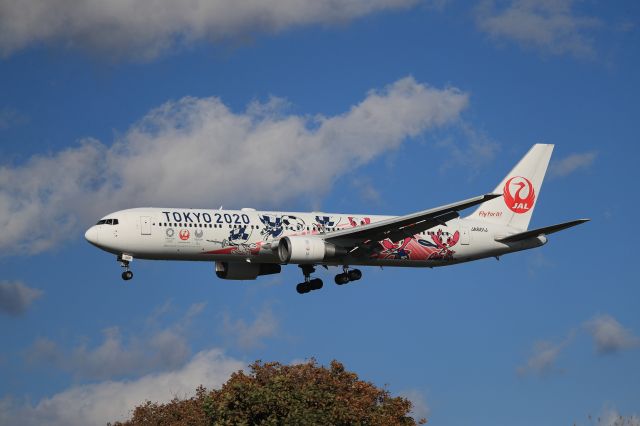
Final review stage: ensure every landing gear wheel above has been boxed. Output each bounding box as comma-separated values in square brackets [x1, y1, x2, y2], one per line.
[310, 278, 323, 290]
[296, 265, 322, 294]
[348, 269, 362, 281]
[334, 273, 349, 285]
[121, 270, 133, 281]
[296, 283, 311, 294]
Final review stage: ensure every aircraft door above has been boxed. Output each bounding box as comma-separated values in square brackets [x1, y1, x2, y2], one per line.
[460, 223, 470, 245]
[140, 216, 152, 235]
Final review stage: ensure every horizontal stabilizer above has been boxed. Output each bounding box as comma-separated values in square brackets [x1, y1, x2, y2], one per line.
[496, 219, 590, 243]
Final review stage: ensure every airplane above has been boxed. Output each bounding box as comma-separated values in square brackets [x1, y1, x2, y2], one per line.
[84, 144, 588, 294]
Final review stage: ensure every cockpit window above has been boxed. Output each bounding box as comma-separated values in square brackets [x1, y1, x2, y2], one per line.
[96, 218, 119, 225]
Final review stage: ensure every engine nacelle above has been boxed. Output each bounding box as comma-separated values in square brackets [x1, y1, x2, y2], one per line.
[277, 236, 346, 264]
[215, 261, 281, 280]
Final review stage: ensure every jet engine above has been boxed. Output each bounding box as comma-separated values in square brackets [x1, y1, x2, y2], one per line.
[277, 236, 346, 264]
[215, 261, 281, 280]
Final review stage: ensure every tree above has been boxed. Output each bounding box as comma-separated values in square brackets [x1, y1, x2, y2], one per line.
[113, 359, 426, 425]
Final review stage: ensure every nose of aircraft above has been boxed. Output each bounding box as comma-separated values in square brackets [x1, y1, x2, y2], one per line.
[84, 226, 99, 245]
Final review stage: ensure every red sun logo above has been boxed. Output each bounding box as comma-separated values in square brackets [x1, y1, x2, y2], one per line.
[179, 229, 190, 240]
[503, 176, 535, 214]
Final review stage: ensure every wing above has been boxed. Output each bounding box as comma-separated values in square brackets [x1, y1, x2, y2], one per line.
[323, 193, 501, 251]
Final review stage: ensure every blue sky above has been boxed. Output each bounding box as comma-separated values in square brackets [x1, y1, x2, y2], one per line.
[0, 0, 639, 424]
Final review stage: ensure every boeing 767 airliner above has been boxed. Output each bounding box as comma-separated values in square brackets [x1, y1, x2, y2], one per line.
[85, 144, 588, 294]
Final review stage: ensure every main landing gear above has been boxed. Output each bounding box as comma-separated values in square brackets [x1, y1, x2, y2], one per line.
[296, 265, 323, 294]
[334, 266, 362, 285]
[118, 254, 134, 281]
[295, 265, 363, 294]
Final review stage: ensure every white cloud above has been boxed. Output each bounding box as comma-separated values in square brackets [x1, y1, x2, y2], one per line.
[400, 389, 430, 421]
[0, 281, 42, 316]
[475, 0, 601, 57]
[518, 314, 639, 378]
[0, 76, 469, 255]
[517, 336, 571, 376]
[434, 122, 499, 174]
[289, 357, 312, 365]
[1, 349, 244, 426]
[0, 107, 27, 130]
[27, 303, 204, 379]
[597, 407, 640, 426]
[576, 405, 640, 426]
[424, 0, 452, 11]
[0, 0, 416, 60]
[349, 177, 382, 204]
[526, 251, 553, 277]
[220, 305, 279, 350]
[585, 314, 640, 355]
[549, 151, 597, 178]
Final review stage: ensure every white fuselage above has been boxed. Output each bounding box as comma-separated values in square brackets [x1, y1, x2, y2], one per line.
[84, 207, 545, 268]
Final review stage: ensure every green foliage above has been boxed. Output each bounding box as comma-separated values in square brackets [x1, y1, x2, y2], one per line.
[113, 359, 426, 425]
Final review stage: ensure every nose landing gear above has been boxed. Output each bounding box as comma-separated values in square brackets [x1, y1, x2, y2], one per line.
[296, 265, 323, 294]
[118, 254, 134, 281]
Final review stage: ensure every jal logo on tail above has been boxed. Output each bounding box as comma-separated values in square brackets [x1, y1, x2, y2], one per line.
[503, 176, 535, 214]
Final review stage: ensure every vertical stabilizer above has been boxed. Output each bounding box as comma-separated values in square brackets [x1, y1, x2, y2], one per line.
[467, 144, 553, 231]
